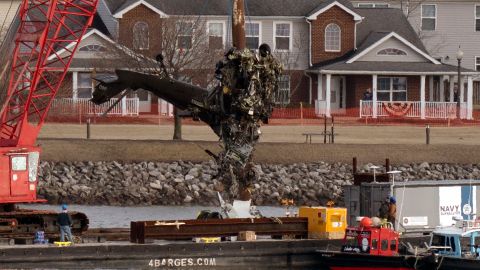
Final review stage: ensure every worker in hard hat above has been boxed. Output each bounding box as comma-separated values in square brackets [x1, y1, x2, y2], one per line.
[57, 204, 73, 243]
[387, 196, 397, 225]
[378, 196, 390, 220]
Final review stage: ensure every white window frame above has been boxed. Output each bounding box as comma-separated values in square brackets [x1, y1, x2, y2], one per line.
[133, 21, 149, 50]
[475, 56, 480, 72]
[176, 20, 194, 50]
[76, 72, 94, 99]
[421, 4, 437, 31]
[325, 23, 341, 52]
[245, 21, 262, 50]
[207, 20, 226, 49]
[475, 4, 480, 32]
[273, 21, 292, 52]
[275, 75, 291, 105]
[377, 48, 408, 56]
[357, 3, 389, 8]
[377, 76, 408, 101]
[79, 44, 107, 52]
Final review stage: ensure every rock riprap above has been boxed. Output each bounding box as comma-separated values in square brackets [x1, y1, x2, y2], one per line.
[36, 161, 480, 206]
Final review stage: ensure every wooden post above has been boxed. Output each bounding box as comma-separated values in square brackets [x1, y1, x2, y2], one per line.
[386, 158, 390, 172]
[86, 118, 91, 139]
[232, 0, 246, 49]
[331, 116, 335, 143]
[353, 157, 357, 174]
[324, 115, 327, 144]
[426, 124, 430, 145]
[300, 102, 304, 125]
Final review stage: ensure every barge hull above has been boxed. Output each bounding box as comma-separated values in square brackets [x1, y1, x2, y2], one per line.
[0, 239, 341, 270]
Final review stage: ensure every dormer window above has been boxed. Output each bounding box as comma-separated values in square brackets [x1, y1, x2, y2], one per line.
[325, 23, 341, 52]
[377, 48, 407, 56]
[133, 21, 149, 50]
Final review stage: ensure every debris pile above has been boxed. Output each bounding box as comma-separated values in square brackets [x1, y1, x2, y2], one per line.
[213, 45, 283, 199]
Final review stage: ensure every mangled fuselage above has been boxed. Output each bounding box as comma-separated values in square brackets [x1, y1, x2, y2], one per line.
[92, 46, 283, 201]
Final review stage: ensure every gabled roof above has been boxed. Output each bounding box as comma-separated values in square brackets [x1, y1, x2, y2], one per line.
[346, 32, 440, 64]
[91, 13, 111, 36]
[47, 28, 116, 61]
[354, 8, 427, 53]
[108, 0, 357, 17]
[113, 0, 168, 18]
[306, 0, 362, 21]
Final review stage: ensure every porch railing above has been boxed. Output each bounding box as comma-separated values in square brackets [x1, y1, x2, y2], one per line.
[51, 98, 140, 116]
[360, 101, 463, 119]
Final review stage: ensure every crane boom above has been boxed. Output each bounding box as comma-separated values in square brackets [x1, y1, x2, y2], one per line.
[0, 0, 98, 147]
[0, 1, 97, 237]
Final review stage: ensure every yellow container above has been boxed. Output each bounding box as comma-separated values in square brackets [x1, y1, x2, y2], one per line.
[299, 206, 347, 239]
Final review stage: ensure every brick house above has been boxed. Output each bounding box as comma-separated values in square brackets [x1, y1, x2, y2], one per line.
[352, 0, 480, 116]
[57, 0, 480, 118]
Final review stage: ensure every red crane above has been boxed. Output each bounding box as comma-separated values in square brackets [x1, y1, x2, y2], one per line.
[0, 0, 97, 234]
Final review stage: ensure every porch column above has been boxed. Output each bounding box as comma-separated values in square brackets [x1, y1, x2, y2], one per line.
[429, 75, 434, 101]
[372, 74, 377, 118]
[449, 75, 455, 102]
[467, 76, 473, 120]
[317, 73, 323, 100]
[460, 76, 465, 104]
[420, 75, 426, 119]
[325, 74, 331, 117]
[121, 91, 127, 116]
[72, 71, 78, 99]
[439, 75, 445, 102]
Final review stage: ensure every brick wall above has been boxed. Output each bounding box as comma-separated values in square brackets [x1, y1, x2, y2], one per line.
[346, 75, 371, 108]
[310, 6, 355, 65]
[118, 4, 162, 58]
[288, 70, 310, 104]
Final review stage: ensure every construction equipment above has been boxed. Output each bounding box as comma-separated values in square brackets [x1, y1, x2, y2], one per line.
[299, 206, 347, 240]
[0, 0, 97, 235]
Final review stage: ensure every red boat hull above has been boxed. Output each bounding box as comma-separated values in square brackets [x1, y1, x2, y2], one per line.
[330, 266, 413, 270]
[317, 251, 417, 270]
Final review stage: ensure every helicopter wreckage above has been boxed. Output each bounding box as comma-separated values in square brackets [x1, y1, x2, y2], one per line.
[91, 44, 283, 202]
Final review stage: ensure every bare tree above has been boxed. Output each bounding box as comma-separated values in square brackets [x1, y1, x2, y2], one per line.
[273, 31, 308, 107]
[159, 16, 224, 140]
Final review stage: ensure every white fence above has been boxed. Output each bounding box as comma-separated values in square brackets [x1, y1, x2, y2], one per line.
[360, 101, 463, 119]
[51, 98, 139, 116]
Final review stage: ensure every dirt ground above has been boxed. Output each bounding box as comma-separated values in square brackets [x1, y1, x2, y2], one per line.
[40, 123, 480, 145]
[37, 123, 480, 164]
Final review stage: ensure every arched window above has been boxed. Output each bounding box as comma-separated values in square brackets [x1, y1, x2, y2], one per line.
[325, 23, 341, 52]
[377, 48, 407, 56]
[79, 44, 107, 52]
[133, 21, 149, 50]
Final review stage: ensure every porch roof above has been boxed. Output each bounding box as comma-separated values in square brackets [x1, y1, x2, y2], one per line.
[69, 58, 131, 70]
[309, 61, 479, 76]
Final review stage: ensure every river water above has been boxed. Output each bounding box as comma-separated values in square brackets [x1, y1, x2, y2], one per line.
[19, 204, 291, 228]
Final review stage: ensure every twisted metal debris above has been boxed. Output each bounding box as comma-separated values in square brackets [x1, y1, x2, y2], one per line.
[212, 45, 283, 199]
[92, 44, 282, 200]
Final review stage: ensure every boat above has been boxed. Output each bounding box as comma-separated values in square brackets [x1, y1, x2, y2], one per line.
[316, 217, 421, 270]
[419, 218, 480, 270]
